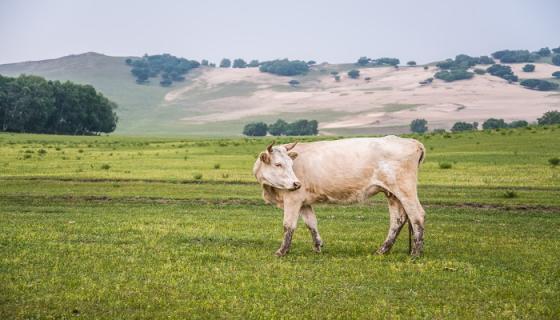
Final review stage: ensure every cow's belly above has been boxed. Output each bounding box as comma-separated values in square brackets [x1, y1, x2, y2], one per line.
[305, 183, 384, 204]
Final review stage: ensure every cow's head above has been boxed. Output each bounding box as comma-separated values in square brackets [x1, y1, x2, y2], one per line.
[253, 141, 301, 191]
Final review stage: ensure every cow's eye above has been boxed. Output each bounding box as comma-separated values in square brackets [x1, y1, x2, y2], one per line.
[275, 163, 282, 167]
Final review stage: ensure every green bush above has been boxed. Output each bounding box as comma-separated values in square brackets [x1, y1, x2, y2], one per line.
[482, 118, 508, 130]
[549, 157, 560, 166]
[502, 190, 518, 198]
[232, 59, 247, 68]
[451, 122, 478, 132]
[520, 79, 559, 91]
[439, 162, 452, 169]
[101, 164, 111, 170]
[552, 54, 560, 66]
[219, 58, 231, 68]
[473, 68, 486, 75]
[193, 173, 203, 180]
[509, 120, 528, 128]
[242, 122, 268, 136]
[259, 59, 309, 76]
[434, 69, 474, 82]
[492, 50, 535, 63]
[347, 69, 360, 79]
[537, 110, 560, 125]
[128, 54, 199, 86]
[410, 119, 428, 133]
[522, 64, 535, 72]
[486, 64, 518, 82]
[552, 71, 560, 79]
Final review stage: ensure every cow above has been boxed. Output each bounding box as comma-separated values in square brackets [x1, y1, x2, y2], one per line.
[252, 136, 426, 257]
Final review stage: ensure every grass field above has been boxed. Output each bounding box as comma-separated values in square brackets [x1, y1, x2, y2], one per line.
[1, 127, 560, 318]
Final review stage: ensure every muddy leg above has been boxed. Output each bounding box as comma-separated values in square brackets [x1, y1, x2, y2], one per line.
[300, 205, 323, 252]
[377, 193, 408, 254]
[399, 196, 426, 257]
[275, 202, 301, 257]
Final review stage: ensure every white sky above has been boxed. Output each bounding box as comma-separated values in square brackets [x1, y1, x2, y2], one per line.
[1, 0, 559, 64]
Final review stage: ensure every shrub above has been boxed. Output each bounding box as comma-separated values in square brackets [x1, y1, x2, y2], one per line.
[347, 69, 360, 79]
[451, 122, 477, 132]
[536, 47, 551, 57]
[259, 59, 309, 76]
[492, 50, 534, 63]
[522, 64, 535, 72]
[193, 173, 203, 180]
[288, 80, 300, 87]
[23, 154, 32, 159]
[407, 61, 417, 66]
[37, 149, 47, 156]
[434, 69, 474, 82]
[410, 119, 428, 133]
[537, 110, 560, 125]
[552, 71, 560, 79]
[549, 157, 560, 166]
[248, 60, 260, 67]
[213, 163, 221, 169]
[439, 162, 452, 169]
[552, 54, 560, 66]
[232, 59, 247, 68]
[373, 57, 400, 66]
[357, 57, 370, 66]
[486, 64, 518, 82]
[482, 118, 508, 130]
[502, 190, 518, 198]
[509, 120, 528, 128]
[101, 164, 110, 170]
[219, 58, 231, 68]
[473, 68, 486, 75]
[127, 54, 200, 86]
[423, 66, 429, 70]
[520, 79, 559, 91]
[243, 122, 268, 136]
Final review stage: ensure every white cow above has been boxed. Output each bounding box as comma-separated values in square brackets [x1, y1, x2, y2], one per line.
[253, 136, 426, 257]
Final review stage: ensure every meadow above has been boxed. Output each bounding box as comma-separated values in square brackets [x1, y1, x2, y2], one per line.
[1, 127, 559, 319]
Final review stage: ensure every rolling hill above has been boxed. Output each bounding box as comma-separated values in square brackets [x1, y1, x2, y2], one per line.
[1, 52, 559, 136]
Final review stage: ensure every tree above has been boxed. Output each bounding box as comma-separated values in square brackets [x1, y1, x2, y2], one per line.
[407, 61, 416, 66]
[201, 59, 209, 66]
[536, 47, 551, 57]
[232, 58, 247, 68]
[537, 110, 560, 125]
[473, 68, 486, 75]
[219, 58, 231, 68]
[248, 60, 259, 67]
[451, 122, 477, 132]
[552, 71, 560, 79]
[357, 57, 370, 66]
[522, 64, 535, 72]
[410, 119, 428, 133]
[509, 120, 528, 128]
[347, 69, 360, 79]
[259, 59, 309, 76]
[0, 74, 117, 135]
[486, 64, 518, 82]
[553, 47, 560, 54]
[242, 122, 268, 136]
[126, 54, 200, 86]
[268, 119, 288, 136]
[482, 118, 508, 130]
[285, 119, 318, 135]
[492, 50, 534, 63]
[552, 54, 560, 66]
[307, 60, 316, 65]
[434, 69, 474, 82]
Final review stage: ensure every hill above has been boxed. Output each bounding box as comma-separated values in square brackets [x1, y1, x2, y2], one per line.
[1, 53, 559, 136]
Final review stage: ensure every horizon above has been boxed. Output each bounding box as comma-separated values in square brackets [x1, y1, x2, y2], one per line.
[1, 0, 559, 65]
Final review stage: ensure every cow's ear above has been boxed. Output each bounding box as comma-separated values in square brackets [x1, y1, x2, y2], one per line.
[260, 152, 271, 164]
[288, 151, 298, 160]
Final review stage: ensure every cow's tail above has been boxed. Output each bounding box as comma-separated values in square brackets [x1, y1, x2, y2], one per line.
[417, 141, 426, 167]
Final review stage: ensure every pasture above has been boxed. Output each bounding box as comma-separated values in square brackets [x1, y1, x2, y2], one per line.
[1, 127, 559, 319]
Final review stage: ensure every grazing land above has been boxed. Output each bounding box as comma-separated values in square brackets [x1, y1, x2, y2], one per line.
[1, 127, 560, 318]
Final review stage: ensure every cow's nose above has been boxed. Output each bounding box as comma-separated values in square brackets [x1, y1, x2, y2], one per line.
[293, 182, 301, 190]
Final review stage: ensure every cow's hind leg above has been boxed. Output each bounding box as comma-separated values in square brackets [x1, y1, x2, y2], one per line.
[300, 205, 323, 252]
[397, 194, 426, 257]
[377, 193, 408, 255]
[275, 201, 302, 257]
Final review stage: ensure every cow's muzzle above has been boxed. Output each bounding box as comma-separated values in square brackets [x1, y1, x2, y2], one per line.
[289, 182, 302, 191]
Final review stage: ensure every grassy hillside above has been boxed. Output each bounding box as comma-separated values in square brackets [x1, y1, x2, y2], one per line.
[1, 127, 559, 318]
[1, 53, 559, 136]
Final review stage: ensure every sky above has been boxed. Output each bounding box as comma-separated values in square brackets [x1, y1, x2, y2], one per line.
[1, 0, 559, 65]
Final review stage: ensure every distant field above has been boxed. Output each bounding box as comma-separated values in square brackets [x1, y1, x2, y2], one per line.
[1, 127, 559, 318]
[1, 53, 559, 136]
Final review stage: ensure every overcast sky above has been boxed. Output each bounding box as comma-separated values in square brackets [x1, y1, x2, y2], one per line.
[1, 0, 559, 65]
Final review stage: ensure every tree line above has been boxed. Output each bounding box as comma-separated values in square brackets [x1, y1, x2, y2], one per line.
[126, 54, 200, 86]
[410, 110, 560, 133]
[0, 74, 118, 135]
[243, 119, 318, 136]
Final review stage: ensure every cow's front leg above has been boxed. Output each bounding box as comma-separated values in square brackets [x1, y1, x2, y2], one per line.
[275, 202, 302, 257]
[300, 205, 323, 252]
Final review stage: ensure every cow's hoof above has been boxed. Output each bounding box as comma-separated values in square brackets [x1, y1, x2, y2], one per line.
[313, 240, 323, 253]
[275, 249, 287, 257]
[376, 246, 390, 255]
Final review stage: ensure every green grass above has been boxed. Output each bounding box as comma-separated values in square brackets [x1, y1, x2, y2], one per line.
[1, 127, 560, 318]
